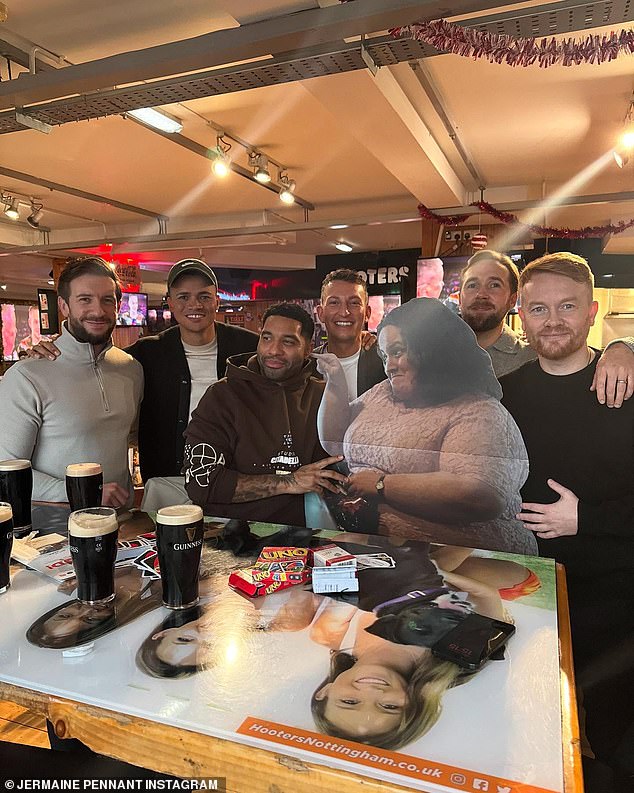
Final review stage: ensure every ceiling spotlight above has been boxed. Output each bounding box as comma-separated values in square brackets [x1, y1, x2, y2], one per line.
[621, 129, 634, 149]
[278, 173, 296, 205]
[335, 242, 353, 253]
[613, 149, 629, 169]
[0, 284, 7, 290]
[4, 197, 20, 220]
[211, 151, 230, 178]
[27, 201, 44, 228]
[614, 96, 634, 167]
[47, 278, 55, 285]
[250, 153, 271, 183]
[127, 107, 183, 134]
[211, 136, 231, 177]
[330, 224, 349, 229]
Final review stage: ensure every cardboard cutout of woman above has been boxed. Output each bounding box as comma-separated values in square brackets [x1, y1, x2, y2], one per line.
[316, 298, 537, 555]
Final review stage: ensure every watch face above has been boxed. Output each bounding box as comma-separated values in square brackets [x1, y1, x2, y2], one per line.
[376, 478, 385, 492]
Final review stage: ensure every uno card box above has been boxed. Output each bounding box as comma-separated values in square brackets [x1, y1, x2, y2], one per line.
[251, 547, 309, 582]
[311, 544, 356, 568]
[229, 567, 309, 598]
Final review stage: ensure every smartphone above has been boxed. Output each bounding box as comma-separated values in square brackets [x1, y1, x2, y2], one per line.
[431, 613, 515, 671]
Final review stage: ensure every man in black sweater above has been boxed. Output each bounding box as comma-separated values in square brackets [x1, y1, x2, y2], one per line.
[500, 252, 633, 782]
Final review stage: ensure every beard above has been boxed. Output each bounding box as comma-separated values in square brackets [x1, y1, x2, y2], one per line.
[67, 314, 115, 346]
[461, 304, 507, 333]
[257, 352, 304, 382]
[526, 325, 588, 360]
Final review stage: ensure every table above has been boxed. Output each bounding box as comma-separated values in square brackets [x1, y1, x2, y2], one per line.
[0, 509, 582, 793]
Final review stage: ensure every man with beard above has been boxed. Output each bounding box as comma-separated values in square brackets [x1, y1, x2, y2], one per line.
[0, 257, 143, 507]
[184, 303, 346, 525]
[500, 253, 634, 782]
[459, 249, 634, 405]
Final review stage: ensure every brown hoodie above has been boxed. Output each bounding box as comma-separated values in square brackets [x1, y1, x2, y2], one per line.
[184, 352, 326, 525]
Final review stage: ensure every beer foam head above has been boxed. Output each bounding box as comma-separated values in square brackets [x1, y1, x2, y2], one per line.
[156, 504, 203, 526]
[0, 459, 31, 471]
[69, 508, 118, 538]
[66, 463, 102, 477]
[0, 502, 13, 523]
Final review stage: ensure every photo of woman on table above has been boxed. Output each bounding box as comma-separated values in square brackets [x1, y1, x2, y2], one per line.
[134, 534, 540, 754]
[316, 298, 537, 555]
[27, 567, 162, 649]
[136, 581, 320, 679]
[308, 542, 531, 750]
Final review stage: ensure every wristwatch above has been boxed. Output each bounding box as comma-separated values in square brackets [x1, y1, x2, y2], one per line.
[375, 474, 386, 499]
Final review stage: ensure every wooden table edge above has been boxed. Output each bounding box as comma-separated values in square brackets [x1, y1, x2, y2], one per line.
[556, 563, 584, 792]
[0, 681, 422, 793]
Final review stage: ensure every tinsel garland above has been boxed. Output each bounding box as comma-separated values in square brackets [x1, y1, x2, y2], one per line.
[418, 201, 634, 239]
[391, 20, 634, 68]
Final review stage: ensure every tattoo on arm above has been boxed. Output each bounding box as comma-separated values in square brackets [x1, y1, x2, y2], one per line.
[232, 473, 290, 502]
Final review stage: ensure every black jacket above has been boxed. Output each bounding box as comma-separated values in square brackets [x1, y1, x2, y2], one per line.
[313, 343, 386, 397]
[127, 323, 258, 481]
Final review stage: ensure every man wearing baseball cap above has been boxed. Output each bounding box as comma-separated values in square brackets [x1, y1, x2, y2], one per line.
[128, 259, 258, 484]
[31, 258, 258, 488]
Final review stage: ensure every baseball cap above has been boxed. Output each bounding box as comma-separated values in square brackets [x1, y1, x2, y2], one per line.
[167, 259, 218, 290]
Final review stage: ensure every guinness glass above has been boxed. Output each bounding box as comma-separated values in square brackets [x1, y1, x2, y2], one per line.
[68, 507, 118, 605]
[0, 502, 13, 594]
[156, 505, 204, 610]
[66, 463, 103, 511]
[0, 459, 32, 535]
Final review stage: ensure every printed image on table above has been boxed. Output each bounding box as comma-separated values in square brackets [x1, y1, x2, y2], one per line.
[6, 519, 562, 793]
[27, 566, 162, 649]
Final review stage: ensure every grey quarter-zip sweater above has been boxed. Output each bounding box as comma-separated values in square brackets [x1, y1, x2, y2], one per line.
[0, 324, 143, 504]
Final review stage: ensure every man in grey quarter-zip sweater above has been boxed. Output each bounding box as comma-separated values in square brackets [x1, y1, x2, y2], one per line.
[0, 258, 143, 508]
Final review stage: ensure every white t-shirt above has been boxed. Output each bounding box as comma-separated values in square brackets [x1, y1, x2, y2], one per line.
[338, 349, 361, 402]
[182, 338, 218, 420]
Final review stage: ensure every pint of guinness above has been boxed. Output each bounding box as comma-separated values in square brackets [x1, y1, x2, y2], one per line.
[156, 505, 204, 609]
[0, 502, 13, 595]
[66, 463, 103, 511]
[0, 459, 32, 535]
[68, 507, 118, 605]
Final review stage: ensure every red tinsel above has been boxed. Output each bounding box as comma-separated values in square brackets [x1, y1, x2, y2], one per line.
[419, 201, 634, 239]
[391, 20, 634, 68]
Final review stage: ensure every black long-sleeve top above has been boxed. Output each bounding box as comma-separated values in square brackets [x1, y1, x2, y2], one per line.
[500, 355, 634, 581]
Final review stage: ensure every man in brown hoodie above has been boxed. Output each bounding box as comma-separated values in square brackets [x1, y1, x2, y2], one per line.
[184, 303, 347, 526]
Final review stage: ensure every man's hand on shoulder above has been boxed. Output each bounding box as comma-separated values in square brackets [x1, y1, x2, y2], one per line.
[101, 482, 129, 509]
[360, 330, 377, 351]
[26, 336, 61, 361]
[591, 342, 634, 408]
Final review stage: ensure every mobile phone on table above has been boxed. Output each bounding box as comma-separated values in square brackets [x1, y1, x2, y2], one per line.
[431, 613, 515, 671]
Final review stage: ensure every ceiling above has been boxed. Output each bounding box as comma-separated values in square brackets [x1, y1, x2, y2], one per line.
[0, 0, 632, 299]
